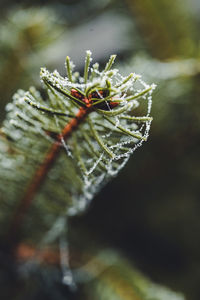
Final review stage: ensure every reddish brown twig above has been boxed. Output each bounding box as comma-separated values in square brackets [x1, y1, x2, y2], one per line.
[9, 105, 91, 244]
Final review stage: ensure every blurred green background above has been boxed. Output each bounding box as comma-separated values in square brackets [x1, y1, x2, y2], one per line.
[0, 0, 200, 299]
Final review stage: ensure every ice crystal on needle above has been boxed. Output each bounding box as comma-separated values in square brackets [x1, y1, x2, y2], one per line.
[0, 51, 155, 244]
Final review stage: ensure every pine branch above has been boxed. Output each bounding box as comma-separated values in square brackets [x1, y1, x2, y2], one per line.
[0, 51, 155, 246]
[79, 249, 185, 300]
[0, 7, 62, 122]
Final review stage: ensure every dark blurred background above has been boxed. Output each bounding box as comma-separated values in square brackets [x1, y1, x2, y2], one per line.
[0, 0, 200, 299]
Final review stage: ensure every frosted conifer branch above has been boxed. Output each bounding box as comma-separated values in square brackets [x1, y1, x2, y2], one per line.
[0, 51, 155, 246]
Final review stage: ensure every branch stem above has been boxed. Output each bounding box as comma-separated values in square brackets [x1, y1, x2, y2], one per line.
[9, 106, 91, 244]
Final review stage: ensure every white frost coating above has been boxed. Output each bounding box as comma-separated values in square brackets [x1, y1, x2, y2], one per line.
[86, 49, 92, 56]
[85, 153, 104, 176]
[60, 236, 76, 290]
[61, 136, 72, 157]
[79, 76, 154, 180]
